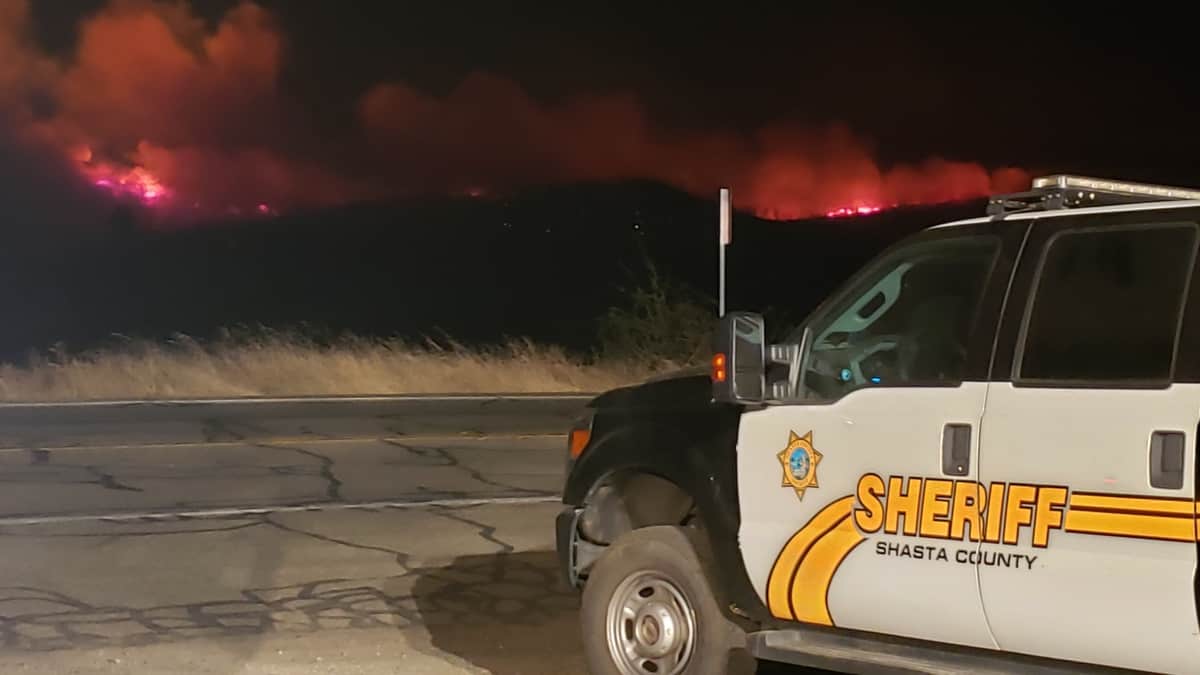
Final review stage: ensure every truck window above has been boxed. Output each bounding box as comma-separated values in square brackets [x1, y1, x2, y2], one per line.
[1016, 222, 1198, 384]
[797, 236, 999, 401]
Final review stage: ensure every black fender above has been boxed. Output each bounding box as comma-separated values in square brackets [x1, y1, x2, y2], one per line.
[559, 374, 772, 625]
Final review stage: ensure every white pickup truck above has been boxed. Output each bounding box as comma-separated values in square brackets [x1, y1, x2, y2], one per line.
[557, 174, 1200, 674]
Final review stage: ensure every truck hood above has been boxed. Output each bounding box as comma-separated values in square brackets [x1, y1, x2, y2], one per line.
[588, 366, 725, 415]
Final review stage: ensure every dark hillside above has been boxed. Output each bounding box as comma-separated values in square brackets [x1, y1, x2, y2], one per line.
[0, 181, 987, 362]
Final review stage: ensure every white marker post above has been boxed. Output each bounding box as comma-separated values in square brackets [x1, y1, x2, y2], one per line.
[719, 187, 731, 316]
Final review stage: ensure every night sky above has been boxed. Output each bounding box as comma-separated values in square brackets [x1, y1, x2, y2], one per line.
[0, 1, 1197, 357]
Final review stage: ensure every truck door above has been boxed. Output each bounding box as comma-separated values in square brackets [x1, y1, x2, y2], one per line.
[737, 221, 1025, 648]
[977, 211, 1200, 674]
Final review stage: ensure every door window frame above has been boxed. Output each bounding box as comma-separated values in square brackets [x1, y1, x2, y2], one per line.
[994, 209, 1200, 390]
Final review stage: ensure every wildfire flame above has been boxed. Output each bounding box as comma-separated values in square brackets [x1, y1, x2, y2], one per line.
[71, 144, 166, 205]
[71, 145, 282, 218]
[824, 205, 885, 218]
[89, 165, 168, 204]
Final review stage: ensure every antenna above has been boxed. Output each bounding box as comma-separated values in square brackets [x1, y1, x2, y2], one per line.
[719, 187, 731, 316]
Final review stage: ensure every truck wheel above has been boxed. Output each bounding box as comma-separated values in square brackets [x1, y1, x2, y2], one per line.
[580, 525, 754, 675]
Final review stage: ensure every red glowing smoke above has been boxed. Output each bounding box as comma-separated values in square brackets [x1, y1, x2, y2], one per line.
[1, 0, 1028, 225]
[360, 79, 1029, 220]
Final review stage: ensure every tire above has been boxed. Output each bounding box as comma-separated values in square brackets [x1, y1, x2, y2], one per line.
[579, 525, 755, 675]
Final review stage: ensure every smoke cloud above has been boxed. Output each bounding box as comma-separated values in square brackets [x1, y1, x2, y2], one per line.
[1, 0, 1028, 226]
[360, 77, 1029, 219]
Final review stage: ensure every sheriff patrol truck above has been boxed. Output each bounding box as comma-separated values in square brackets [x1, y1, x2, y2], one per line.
[556, 174, 1200, 675]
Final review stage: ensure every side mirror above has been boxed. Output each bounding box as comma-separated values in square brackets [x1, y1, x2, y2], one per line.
[712, 311, 766, 403]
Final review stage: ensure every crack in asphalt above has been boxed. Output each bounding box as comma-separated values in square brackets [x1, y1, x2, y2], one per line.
[200, 417, 247, 443]
[198, 416, 291, 445]
[83, 466, 143, 493]
[294, 424, 337, 440]
[385, 441, 551, 497]
[0, 586, 97, 610]
[262, 515, 412, 571]
[427, 507, 517, 554]
[0, 466, 150, 493]
[379, 440, 455, 466]
[267, 445, 344, 502]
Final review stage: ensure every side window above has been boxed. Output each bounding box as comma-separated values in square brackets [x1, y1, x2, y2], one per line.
[798, 236, 999, 401]
[1016, 222, 1197, 384]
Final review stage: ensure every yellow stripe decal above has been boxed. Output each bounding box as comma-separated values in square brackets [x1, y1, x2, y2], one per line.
[1068, 493, 1195, 516]
[765, 496, 855, 621]
[1063, 509, 1196, 542]
[789, 514, 866, 626]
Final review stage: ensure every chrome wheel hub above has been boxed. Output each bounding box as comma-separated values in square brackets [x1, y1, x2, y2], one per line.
[605, 571, 697, 675]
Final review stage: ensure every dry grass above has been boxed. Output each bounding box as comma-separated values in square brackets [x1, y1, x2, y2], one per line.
[0, 333, 670, 402]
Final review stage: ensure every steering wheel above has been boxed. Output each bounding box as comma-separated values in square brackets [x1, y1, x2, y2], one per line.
[845, 333, 908, 385]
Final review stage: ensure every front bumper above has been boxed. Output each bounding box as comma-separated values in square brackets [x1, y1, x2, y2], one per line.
[555, 506, 583, 589]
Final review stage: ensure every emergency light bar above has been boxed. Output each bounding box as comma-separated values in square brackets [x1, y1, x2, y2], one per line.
[987, 174, 1200, 216]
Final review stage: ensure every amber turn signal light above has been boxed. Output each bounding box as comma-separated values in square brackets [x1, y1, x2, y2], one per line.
[711, 352, 727, 383]
[569, 428, 591, 459]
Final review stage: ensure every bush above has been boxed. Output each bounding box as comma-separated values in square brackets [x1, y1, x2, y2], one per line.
[597, 246, 715, 369]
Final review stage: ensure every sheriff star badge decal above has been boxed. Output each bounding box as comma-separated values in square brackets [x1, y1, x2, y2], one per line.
[777, 431, 822, 501]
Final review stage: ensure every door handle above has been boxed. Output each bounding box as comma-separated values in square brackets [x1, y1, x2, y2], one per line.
[1150, 431, 1185, 490]
[942, 423, 971, 476]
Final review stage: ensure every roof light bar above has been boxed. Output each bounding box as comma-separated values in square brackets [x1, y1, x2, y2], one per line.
[987, 174, 1200, 216]
[1032, 175, 1200, 201]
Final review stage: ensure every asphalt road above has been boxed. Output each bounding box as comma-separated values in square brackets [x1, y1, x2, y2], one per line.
[0, 409, 822, 674]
